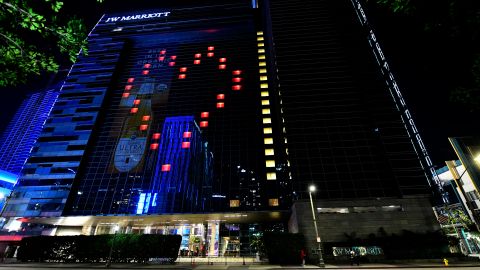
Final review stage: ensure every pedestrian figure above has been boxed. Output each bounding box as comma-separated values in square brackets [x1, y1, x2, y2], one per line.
[300, 248, 306, 266]
[350, 250, 355, 266]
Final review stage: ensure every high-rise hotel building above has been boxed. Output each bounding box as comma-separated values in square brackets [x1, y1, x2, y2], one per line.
[1, 0, 439, 257]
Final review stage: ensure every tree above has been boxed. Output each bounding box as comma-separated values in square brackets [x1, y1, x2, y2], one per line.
[0, 0, 89, 87]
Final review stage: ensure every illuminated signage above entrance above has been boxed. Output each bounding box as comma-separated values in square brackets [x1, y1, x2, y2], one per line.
[106, 12, 171, 23]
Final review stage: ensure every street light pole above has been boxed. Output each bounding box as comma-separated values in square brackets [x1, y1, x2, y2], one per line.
[308, 185, 325, 268]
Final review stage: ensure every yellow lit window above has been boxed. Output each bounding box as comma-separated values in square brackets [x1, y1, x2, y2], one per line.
[257, 36, 264, 41]
[264, 138, 273, 144]
[230, 200, 240, 208]
[258, 43, 265, 47]
[266, 172, 277, 180]
[258, 48, 265, 53]
[260, 75, 268, 81]
[261, 91, 269, 97]
[260, 83, 268, 88]
[266, 160, 275, 167]
[257, 31, 264, 36]
[262, 100, 270, 106]
[269, 198, 279, 206]
[263, 127, 272, 134]
[262, 108, 271, 115]
[259, 68, 267, 73]
[259, 62, 266, 67]
[265, 149, 274, 155]
[258, 55, 266, 60]
[263, 118, 271, 124]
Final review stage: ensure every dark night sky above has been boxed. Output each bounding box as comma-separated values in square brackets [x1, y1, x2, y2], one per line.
[0, 0, 478, 168]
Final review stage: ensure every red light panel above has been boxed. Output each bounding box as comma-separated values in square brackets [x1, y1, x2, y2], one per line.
[158, 56, 165, 61]
[150, 143, 159, 150]
[170, 55, 177, 60]
[217, 102, 225, 108]
[232, 85, 242, 91]
[178, 74, 186, 79]
[127, 78, 135, 83]
[200, 121, 208, 128]
[208, 46, 214, 51]
[169, 62, 175, 66]
[194, 60, 201, 65]
[195, 53, 201, 58]
[207, 52, 214, 57]
[134, 99, 141, 105]
[183, 131, 192, 138]
[217, 94, 225, 100]
[139, 124, 148, 131]
[161, 164, 171, 172]
[182, 142, 191, 149]
[152, 133, 161, 139]
[144, 63, 151, 68]
[179, 67, 187, 72]
[142, 70, 149, 75]
[122, 93, 130, 98]
[201, 112, 209, 118]
[142, 115, 151, 121]
[232, 78, 242, 83]
[130, 108, 138, 113]
[125, 85, 133, 91]
[160, 50, 166, 55]
[218, 64, 226, 70]
[232, 70, 242, 75]
[219, 58, 227, 63]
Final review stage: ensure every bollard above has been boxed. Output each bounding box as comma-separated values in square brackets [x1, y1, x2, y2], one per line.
[443, 258, 449, 267]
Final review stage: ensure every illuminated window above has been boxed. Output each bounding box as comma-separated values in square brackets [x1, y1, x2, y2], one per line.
[263, 118, 271, 124]
[259, 62, 266, 67]
[232, 77, 242, 83]
[139, 125, 148, 131]
[207, 52, 214, 57]
[161, 164, 171, 172]
[158, 56, 165, 61]
[194, 60, 201, 65]
[258, 55, 266, 60]
[125, 85, 132, 91]
[266, 160, 275, 167]
[169, 62, 175, 66]
[182, 142, 191, 149]
[232, 70, 242, 75]
[259, 68, 267, 73]
[217, 94, 225, 100]
[195, 53, 201, 58]
[179, 67, 187, 72]
[262, 100, 270, 106]
[122, 93, 130, 98]
[144, 63, 151, 69]
[130, 108, 138, 113]
[142, 70, 149, 75]
[260, 83, 268, 88]
[218, 64, 226, 70]
[256, 31, 263, 35]
[150, 143, 159, 150]
[219, 58, 227, 63]
[257, 36, 264, 41]
[200, 121, 208, 128]
[232, 85, 242, 91]
[208, 46, 215, 51]
[183, 132, 192, 138]
[134, 99, 141, 105]
[258, 43, 265, 47]
[263, 127, 272, 134]
[269, 198, 279, 206]
[170, 55, 177, 60]
[261, 91, 269, 97]
[160, 50, 166, 55]
[265, 149, 274, 155]
[258, 48, 265, 53]
[230, 200, 240, 208]
[264, 138, 273, 144]
[142, 115, 150, 121]
[152, 133, 161, 140]
[262, 109, 271, 115]
[201, 112, 209, 118]
[216, 102, 225, 108]
[260, 76, 268, 81]
[266, 172, 277, 180]
[178, 74, 186, 79]
[127, 78, 134, 83]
